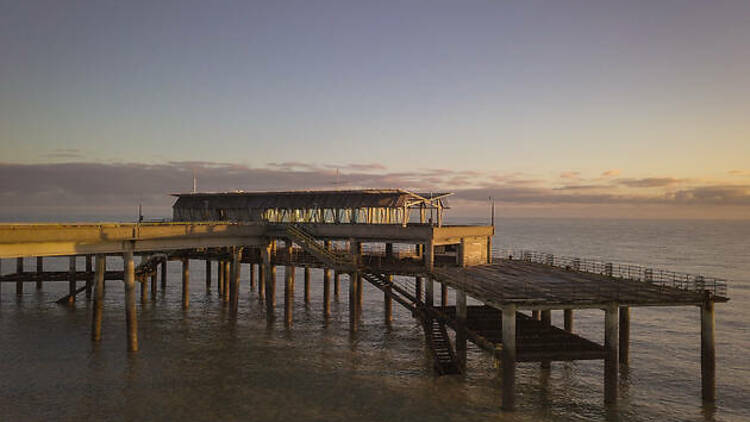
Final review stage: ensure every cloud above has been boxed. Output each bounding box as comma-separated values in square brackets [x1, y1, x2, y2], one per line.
[559, 171, 580, 180]
[601, 169, 621, 177]
[728, 170, 748, 176]
[40, 148, 84, 159]
[617, 177, 683, 188]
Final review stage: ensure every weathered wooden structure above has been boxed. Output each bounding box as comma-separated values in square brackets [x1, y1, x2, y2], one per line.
[0, 189, 729, 412]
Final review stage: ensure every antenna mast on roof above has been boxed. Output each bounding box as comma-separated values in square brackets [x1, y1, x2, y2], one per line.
[192, 170, 197, 193]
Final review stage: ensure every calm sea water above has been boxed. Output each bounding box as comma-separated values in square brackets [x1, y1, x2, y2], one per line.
[1, 218, 748, 421]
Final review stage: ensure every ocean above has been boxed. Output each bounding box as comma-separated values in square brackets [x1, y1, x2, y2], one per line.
[1, 218, 748, 421]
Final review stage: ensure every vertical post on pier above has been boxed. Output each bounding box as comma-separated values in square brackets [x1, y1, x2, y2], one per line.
[36, 257, 43, 289]
[284, 259, 295, 326]
[701, 299, 716, 402]
[249, 263, 256, 290]
[223, 260, 231, 303]
[123, 247, 138, 352]
[384, 274, 393, 324]
[182, 258, 190, 309]
[16, 257, 24, 296]
[205, 260, 212, 292]
[262, 243, 275, 319]
[564, 309, 574, 332]
[85, 255, 93, 298]
[440, 283, 447, 307]
[140, 276, 148, 303]
[68, 256, 76, 303]
[230, 248, 241, 314]
[323, 268, 331, 318]
[150, 272, 157, 299]
[353, 242, 363, 318]
[160, 258, 167, 289]
[415, 277, 422, 304]
[91, 254, 105, 341]
[304, 267, 311, 304]
[258, 263, 265, 300]
[217, 260, 224, 297]
[619, 306, 630, 365]
[501, 305, 517, 411]
[532, 310, 540, 320]
[334, 272, 340, 299]
[541, 310, 551, 369]
[456, 289, 467, 369]
[604, 303, 619, 404]
[349, 271, 359, 332]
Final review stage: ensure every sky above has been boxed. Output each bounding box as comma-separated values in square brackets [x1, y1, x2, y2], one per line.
[1, 1, 749, 220]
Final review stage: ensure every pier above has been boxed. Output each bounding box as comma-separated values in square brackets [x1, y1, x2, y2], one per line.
[0, 189, 729, 411]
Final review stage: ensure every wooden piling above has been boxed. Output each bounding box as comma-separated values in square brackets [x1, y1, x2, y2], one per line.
[384, 274, 393, 324]
[249, 263, 256, 290]
[182, 258, 190, 308]
[91, 254, 105, 341]
[123, 249, 138, 352]
[425, 277, 434, 308]
[258, 263, 265, 300]
[564, 309, 574, 332]
[36, 256, 43, 289]
[223, 260, 231, 303]
[230, 248, 241, 313]
[304, 267, 311, 304]
[604, 304, 619, 404]
[619, 306, 630, 365]
[205, 260, 212, 292]
[323, 268, 331, 318]
[140, 275, 148, 303]
[85, 255, 93, 298]
[349, 271, 359, 331]
[68, 256, 76, 303]
[334, 272, 340, 298]
[217, 260, 225, 297]
[415, 276, 423, 303]
[501, 305, 517, 411]
[150, 272, 157, 299]
[285, 264, 295, 326]
[541, 310, 551, 369]
[262, 244, 275, 318]
[160, 258, 167, 289]
[16, 257, 23, 296]
[701, 300, 716, 402]
[440, 283, 448, 307]
[532, 310, 540, 320]
[456, 289, 467, 368]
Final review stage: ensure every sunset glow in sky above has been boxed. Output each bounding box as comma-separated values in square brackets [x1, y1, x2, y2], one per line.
[1, 1, 749, 219]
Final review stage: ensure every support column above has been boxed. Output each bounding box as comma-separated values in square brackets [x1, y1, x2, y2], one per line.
[564, 309, 574, 332]
[501, 305, 517, 411]
[323, 268, 331, 318]
[16, 257, 24, 296]
[91, 254, 105, 341]
[425, 278, 434, 308]
[701, 300, 716, 402]
[619, 306, 630, 365]
[217, 260, 224, 297]
[532, 310, 540, 320]
[85, 255, 93, 298]
[284, 264, 295, 326]
[258, 263, 265, 300]
[349, 271, 359, 332]
[249, 263, 256, 290]
[223, 260, 231, 303]
[160, 258, 167, 289]
[262, 244, 275, 319]
[440, 283, 448, 307]
[36, 256, 43, 289]
[541, 310, 551, 368]
[304, 267, 311, 304]
[230, 248, 242, 314]
[68, 256, 76, 303]
[384, 275, 393, 324]
[140, 276, 148, 303]
[456, 289, 468, 369]
[123, 248, 138, 352]
[150, 272, 157, 300]
[334, 272, 340, 298]
[182, 258, 190, 308]
[604, 304, 619, 404]
[205, 260, 212, 292]
[415, 276, 423, 303]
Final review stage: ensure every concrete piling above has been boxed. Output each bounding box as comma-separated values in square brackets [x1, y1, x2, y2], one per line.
[701, 300, 716, 402]
[182, 258, 190, 308]
[249, 263, 256, 290]
[323, 268, 331, 318]
[349, 271, 359, 331]
[85, 255, 93, 298]
[619, 306, 630, 365]
[205, 260, 211, 292]
[456, 289, 467, 368]
[604, 304, 619, 404]
[230, 248, 241, 314]
[501, 305, 517, 411]
[16, 257, 23, 296]
[564, 309, 574, 333]
[68, 256, 76, 303]
[541, 310, 551, 369]
[91, 254, 105, 341]
[304, 267, 311, 304]
[284, 264, 295, 326]
[384, 274, 393, 324]
[36, 256, 43, 289]
[441, 283, 447, 307]
[223, 260, 231, 303]
[123, 249, 138, 352]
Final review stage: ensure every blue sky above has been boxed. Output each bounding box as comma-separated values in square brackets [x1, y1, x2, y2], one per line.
[1, 1, 749, 219]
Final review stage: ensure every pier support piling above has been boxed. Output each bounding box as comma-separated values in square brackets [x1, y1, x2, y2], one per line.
[230, 248, 241, 314]
[91, 254, 105, 341]
[349, 271, 359, 331]
[258, 263, 265, 300]
[441, 283, 447, 307]
[604, 304, 619, 404]
[701, 300, 716, 402]
[205, 260, 211, 292]
[16, 257, 23, 296]
[123, 248, 138, 352]
[415, 276, 423, 303]
[217, 260, 224, 297]
[564, 309, 574, 333]
[68, 256, 76, 303]
[249, 263, 256, 290]
[285, 264, 295, 326]
[85, 255, 93, 298]
[456, 289, 467, 368]
[541, 310, 551, 369]
[140, 276, 148, 303]
[182, 258, 190, 308]
[384, 275, 393, 324]
[223, 260, 231, 303]
[334, 272, 340, 299]
[501, 305, 517, 411]
[323, 268, 331, 318]
[304, 267, 311, 304]
[150, 272, 157, 300]
[619, 306, 630, 365]
[36, 257, 43, 289]
[160, 259, 167, 289]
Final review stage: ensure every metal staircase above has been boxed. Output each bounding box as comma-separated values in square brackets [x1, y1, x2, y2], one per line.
[285, 224, 357, 271]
